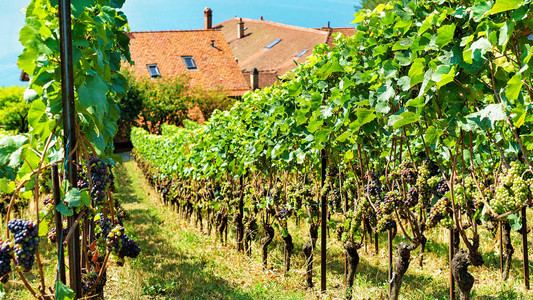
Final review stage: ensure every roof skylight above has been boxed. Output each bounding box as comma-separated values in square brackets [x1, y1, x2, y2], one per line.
[265, 38, 281, 49]
[295, 49, 308, 58]
[182, 56, 198, 70]
[147, 64, 161, 78]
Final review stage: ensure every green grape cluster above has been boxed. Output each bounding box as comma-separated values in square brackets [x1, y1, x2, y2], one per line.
[490, 161, 530, 214]
[416, 160, 439, 207]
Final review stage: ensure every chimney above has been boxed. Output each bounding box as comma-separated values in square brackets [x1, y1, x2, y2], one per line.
[204, 7, 212, 29]
[260, 16, 263, 21]
[250, 68, 259, 90]
[237, 18, 245, 39]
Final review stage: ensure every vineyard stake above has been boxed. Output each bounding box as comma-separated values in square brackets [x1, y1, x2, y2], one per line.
[320, 148, 327, 293]
[52, 164, 66, 284]
[449, 227, 454, 300]
[59, 0, 82, 296]
[521, 207, 529, 289]
[500, 221, 503, 278]
[388, 228, 392, 299]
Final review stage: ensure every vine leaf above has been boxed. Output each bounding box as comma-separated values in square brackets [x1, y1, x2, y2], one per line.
[78, 73, 109, 118]
[55, 281, 75, 300]
[505, 74, 523, 100]
[489, 0, 523, 15]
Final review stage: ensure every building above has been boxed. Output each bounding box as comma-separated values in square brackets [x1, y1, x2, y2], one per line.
[212, 11, 356, 89]
[126, 27, 249, 97]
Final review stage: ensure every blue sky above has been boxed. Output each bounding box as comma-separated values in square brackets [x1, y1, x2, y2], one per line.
[0, 0, 359, 87]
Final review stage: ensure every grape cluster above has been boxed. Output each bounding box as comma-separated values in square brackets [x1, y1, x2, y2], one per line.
[328, 190, 342, 212]
[416, 160, 440, 207]
[106, 225, 140, 266]
[88, 157, 112, 206]
[364, 171, 382, 198]
[435, 179, 449, 197]
[490, 161, 531, 214]
[96, 214, 112, 238]
[391, 161, 417, 184]
[276, 208, 290, 219]
[405, 186, 418, 208]
[48, 220, 68, 244]
[0, 240, 14, 283]
[8, 219, 40, 272]
[426, 197, 451, 228]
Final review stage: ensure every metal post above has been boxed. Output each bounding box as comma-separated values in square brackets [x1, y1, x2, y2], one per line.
[52, 164, 66, 284]
[320, 149, 327, 293]
[58, 0, 81, 297]
[521, 207, 530, 290]
[449, 228, 455, 300]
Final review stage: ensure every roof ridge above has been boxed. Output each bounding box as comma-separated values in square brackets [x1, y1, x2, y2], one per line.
[129, 29, 221, 34]
[223, 17, 329, 35]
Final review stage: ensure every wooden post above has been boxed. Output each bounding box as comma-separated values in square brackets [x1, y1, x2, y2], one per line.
[449, 227, 455, 300]
[500, 221, 503, 278]
[52, 164, 66, 284]
[388, 229, 392, 299]
[521, 207, 530, 290]
[320, 149, 327, 293]
[59, 0, 82, 296]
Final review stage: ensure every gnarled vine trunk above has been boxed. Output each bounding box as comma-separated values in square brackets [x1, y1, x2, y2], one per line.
[502, 221, 514, 281]
[261, 223, 275, 268]
[245, 217, 258, 256]
[303, 223, 319, 288]
[390, 242, 415, 300]
[452, 250, 474, 300]
[344, 241, 361, 299]
[282, 231, 294, 274]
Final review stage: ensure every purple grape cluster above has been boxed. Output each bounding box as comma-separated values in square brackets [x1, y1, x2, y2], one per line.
[106, 225, 140, 266]
[88, 156, 112, 206]
[8, 219, 40, 272]
[405, 186, 418, 208]
[97, 214, 112, 238]
[0, 240, 14, 283]
[435, 179, 449, 197]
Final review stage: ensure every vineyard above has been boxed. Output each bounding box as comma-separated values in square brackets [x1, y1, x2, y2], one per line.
[0, 0, 533, 299]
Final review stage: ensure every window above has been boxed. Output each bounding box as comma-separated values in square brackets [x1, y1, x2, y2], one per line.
[147, 64, 160, 78]
[264, 38, 281, 49]
[182, 56, 198, 70]
[295, 49, 308, 58]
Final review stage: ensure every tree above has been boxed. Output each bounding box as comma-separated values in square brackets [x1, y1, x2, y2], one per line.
[0, 86, 29, 133]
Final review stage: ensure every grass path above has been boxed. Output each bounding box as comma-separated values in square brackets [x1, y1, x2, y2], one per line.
[104, 158, 310, 299]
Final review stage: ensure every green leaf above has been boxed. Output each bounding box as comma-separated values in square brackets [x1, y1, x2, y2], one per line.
[38, 219, 50, 237]
[418, 13, 435, 35]
[78, 73, 109, 117]
[64, 188, 82, 208]
[0, 179, 16, 194]
[479, 103, 507, 122]
[56, 203, 73, 216]
[508, 213, 522, 231]
[489, 0, 523, 15]
[435, 24, 456, 48]
[344, 149, 354, 161]
[390, 111, 419, 129]
[431, 65, 455, 87]
[56, 281, 75, 300]
[512, 105, 526, 127]
[470, 1, 492, 21]
[408, 59, 425, 87]
[505, 74, 523, 100]
[425, 126, 441, 145]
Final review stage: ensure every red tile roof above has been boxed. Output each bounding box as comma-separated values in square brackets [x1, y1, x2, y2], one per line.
[214, 18, 356, 89]
[126, 30, 250, 96]
[215, 18, 329, 75]
[322, 27, 357, 47]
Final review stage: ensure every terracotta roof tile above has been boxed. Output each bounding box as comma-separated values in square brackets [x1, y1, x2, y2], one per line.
[214, 18, 329, 75]
[323, 27, 357, 47]
[126, 30, 250, 96]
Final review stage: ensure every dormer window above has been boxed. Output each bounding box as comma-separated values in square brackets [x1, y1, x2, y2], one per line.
[295, 49, 308, 58]
[182, 56, 198, 70]
[265, 38, 281, 49]
[147, 64, 161, 78]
